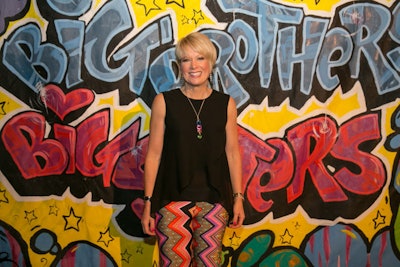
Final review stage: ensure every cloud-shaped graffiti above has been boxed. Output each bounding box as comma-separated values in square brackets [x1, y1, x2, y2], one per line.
[304, 224, 400, 266]
[0, 0, 29, 35]
[29, 228, 117, 266]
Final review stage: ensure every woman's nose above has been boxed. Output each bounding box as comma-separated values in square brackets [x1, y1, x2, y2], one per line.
[190, 59, 198, 68]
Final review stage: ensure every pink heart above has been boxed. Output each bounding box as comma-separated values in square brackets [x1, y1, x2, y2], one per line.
[41, 84, 94, 120]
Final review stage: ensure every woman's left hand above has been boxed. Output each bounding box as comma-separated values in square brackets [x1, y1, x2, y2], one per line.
[230, 198, 245, 228]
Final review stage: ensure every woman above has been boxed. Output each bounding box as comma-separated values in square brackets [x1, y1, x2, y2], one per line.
[141, 32, 245, 266]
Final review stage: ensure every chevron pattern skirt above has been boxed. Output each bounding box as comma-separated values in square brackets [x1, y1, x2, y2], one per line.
[155, 201, 229, 267]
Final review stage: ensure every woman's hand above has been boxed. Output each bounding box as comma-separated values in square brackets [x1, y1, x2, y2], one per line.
[230, 197, 245, 228]
[141, 203, 156, 236]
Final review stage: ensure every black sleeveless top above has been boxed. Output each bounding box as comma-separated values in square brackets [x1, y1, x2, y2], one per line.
[151, 89, 234, 217]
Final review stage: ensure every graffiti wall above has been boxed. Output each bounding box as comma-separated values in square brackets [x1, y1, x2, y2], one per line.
[0, 0, 399, 266]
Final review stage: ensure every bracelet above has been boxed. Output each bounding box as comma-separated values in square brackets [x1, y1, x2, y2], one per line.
[143, 196, 151, 202]
[233, 192, 244, 200]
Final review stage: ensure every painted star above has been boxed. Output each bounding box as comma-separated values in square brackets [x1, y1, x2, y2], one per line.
[136, 0, 161, 16]
[49, 204, 59, 216]
[121, 249, 132, 263]
[0, 189, 8, 204]
[24, 210, 38, 224]
[280, 229, 293, 244]
[136, 243, 144, 254]
[0, 101, 6, 115]
[166, 0, 184, 8]
[228, 231, 241, 246]
[373, 210, 386, 229]
[192, 9, 204, 25]
[63, 208, 82, 231]
[98, 227, 114, 247]
[181, 15, 190, 25]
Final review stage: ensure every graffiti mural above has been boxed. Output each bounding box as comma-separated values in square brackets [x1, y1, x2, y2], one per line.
[0, 0, 399, 266]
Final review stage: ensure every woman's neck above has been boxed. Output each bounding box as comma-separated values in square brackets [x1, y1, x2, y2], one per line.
[182, 85, 211, 100]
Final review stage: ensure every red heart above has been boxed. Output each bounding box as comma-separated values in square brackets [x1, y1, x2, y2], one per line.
[41, 84, 94, 120]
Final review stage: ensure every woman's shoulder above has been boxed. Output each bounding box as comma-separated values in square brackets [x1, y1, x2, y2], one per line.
[162, 88, 184, 101]
[210, 90, 230, 103]
[160, 89, 185, 105]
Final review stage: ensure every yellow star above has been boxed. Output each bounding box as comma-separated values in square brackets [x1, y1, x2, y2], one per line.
[24, 210, 38, 224]
[136, 0, 161, 16]
[49, 204, 59, 216]
[166, 0, 184, 8]
[136, 243, 144, 254]
[121, 249, 132, 263]
[0, 189, 8, 204]
[229, 231, 241, 246]
[98, 227, 114, 247]
[373, 210, 386, 229]
[181, 15, 190, 25]
[191, 9, 204, 25]
[0, 101, 6, 115]
[63, 208, 82, 231]
[280, 229, 293, 244]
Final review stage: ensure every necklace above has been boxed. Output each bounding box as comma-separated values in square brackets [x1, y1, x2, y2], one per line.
[186, 97, 206, 139]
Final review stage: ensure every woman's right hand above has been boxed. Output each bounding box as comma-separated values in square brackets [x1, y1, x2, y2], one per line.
[141, 203, 156, 236]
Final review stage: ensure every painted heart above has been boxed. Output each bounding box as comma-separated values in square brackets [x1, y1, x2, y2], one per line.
[41, 84, 94, 120]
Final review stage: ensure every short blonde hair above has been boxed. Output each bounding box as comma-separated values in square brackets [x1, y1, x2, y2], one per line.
[175, 32, 217, 69]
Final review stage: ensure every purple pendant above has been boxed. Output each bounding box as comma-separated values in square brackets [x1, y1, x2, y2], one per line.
[196, 120, 203, 139]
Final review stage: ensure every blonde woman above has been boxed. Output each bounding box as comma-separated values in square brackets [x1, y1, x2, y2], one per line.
[141, 32, 245, 266]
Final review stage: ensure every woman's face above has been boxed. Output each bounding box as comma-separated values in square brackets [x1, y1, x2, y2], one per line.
[179, 47, 212, 88]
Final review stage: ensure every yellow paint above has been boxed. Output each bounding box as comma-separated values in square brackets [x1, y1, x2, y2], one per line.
[223, 210, 319, 249]
[341, 229, 357, 239]
[0, 178, 154, 266]
[239, 88, 363, 136]
[128, 0, 218, 39]
[96, 92, 151, 135]
[0, 90, 25, 120]
[0, 180, 119, 266]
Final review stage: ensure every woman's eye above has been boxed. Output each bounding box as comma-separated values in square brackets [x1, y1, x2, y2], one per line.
[181, 58, 190, 62]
